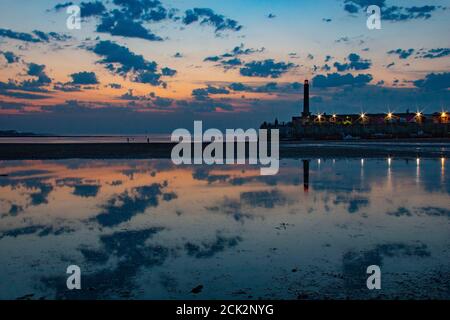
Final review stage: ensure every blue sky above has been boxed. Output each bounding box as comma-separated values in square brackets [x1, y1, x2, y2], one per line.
[0, 0, 449, 134]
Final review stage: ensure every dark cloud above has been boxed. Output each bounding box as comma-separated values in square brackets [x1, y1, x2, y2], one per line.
[417, 48, 450, 59]
[313, 73, 373, 88]
[204, 44, 264, 70]
[240, 59, 295, 78]
[80, 1, 107, 17]
[387, 48, 414, 59]
[0, 28, 70, 43]
[0, 90, 50, 100]
[333, 53, 371, 71]
[97, 11, 163, 41]
[21, 63, 52, 88]
[32, 30, 71, 42]
[70, 71, 99, 85]
[343, 1, 445, 21]
[192, 85, 230, 100]
[52, 2, 74, 11]
[176, 99, 234, 112]
[0, 51, 19, 63]
[0, 28, 41, 43]
[73, 184, 101, 198]
[414, 72, 450, 91]
[90, 40, 173, 86]
[182, 8, 242, 33]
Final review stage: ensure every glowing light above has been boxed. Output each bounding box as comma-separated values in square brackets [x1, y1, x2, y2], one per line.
[361, 159, 364, 166]
[317, 114, 322, 120]
[332, 114, 336, 118]
[361, 113, 366, 118]
[441, 112, 447, 118]
[387, 157, 392, 166]
[387, 112, 393, 118]
[442, 157, 446, 166]
[416, 158, 420, 166]
[416, 112, 422, 117]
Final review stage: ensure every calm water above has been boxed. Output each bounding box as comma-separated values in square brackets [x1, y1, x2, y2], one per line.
[0, 158, 449, 300]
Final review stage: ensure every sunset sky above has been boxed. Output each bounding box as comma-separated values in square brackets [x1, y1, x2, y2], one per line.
[0, 0, 449, 134]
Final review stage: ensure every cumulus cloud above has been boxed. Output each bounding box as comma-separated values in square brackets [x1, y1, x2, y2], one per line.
[333, 53, 371, 71]
[97, 11, 163, 41]
[343, 1, 445, 21]
[182, 8, 242, 33]
[90, 40, 175, 86]
[70, 71, 99, 85]
[240, 59, 295, 78]
[413, 72, 450, 91]
[0, 51, 19, 64]
[387, 48, 414, 59]
[192, 85, 230, 100]
[80, 1, 106, 17]
[416, 48, 450, 59]
[312, 73, 373, 87]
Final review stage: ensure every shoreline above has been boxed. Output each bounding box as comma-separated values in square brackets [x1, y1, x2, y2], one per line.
[0, 139, 448, 160]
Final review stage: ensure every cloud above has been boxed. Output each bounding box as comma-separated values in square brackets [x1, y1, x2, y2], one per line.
[240, 59, 295, 78]
[0, 90, 50, 100]
[70, 71, 99, 85]
[25, 63, 52, 86]
[312, 73, 373, 87]
[333, 53, 371, 71]
[387, 48, 414, 59]
[90, 40, 174, 86]
[192, 85, 230, 100]
[413, 72, 450, 91]
[97, 12, 163, 41]
[0, 28, 70, 43]
[0, 28, 40, 42]
[176, 99, 234, 112]
[343, 1, 444, 21]
[32, 30, 71, 42]
[416, 48, 450, 59]
[0, 51, 19, 64]
[203, 44, 264, 70]
[182, 8, 242, 33]
[80, 1, 107, 17]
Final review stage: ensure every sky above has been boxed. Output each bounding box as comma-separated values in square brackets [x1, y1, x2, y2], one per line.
[0, 0, 449, 134]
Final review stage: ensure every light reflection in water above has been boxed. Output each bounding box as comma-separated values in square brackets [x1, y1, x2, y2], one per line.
[0, 158, 449, 300]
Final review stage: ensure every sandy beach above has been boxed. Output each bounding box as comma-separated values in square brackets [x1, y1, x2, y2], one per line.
[0, 139, 449, 160]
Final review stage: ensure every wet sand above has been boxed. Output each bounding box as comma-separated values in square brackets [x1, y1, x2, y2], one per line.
[0, 139, 449, 160]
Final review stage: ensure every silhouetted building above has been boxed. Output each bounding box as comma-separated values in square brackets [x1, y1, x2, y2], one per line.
[302, 80, 311, 119]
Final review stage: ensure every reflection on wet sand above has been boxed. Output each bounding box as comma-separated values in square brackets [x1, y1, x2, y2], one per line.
[0, 158, 449, 299]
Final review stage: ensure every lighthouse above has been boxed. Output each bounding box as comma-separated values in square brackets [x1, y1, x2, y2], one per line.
[302, 80, 311, 119]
